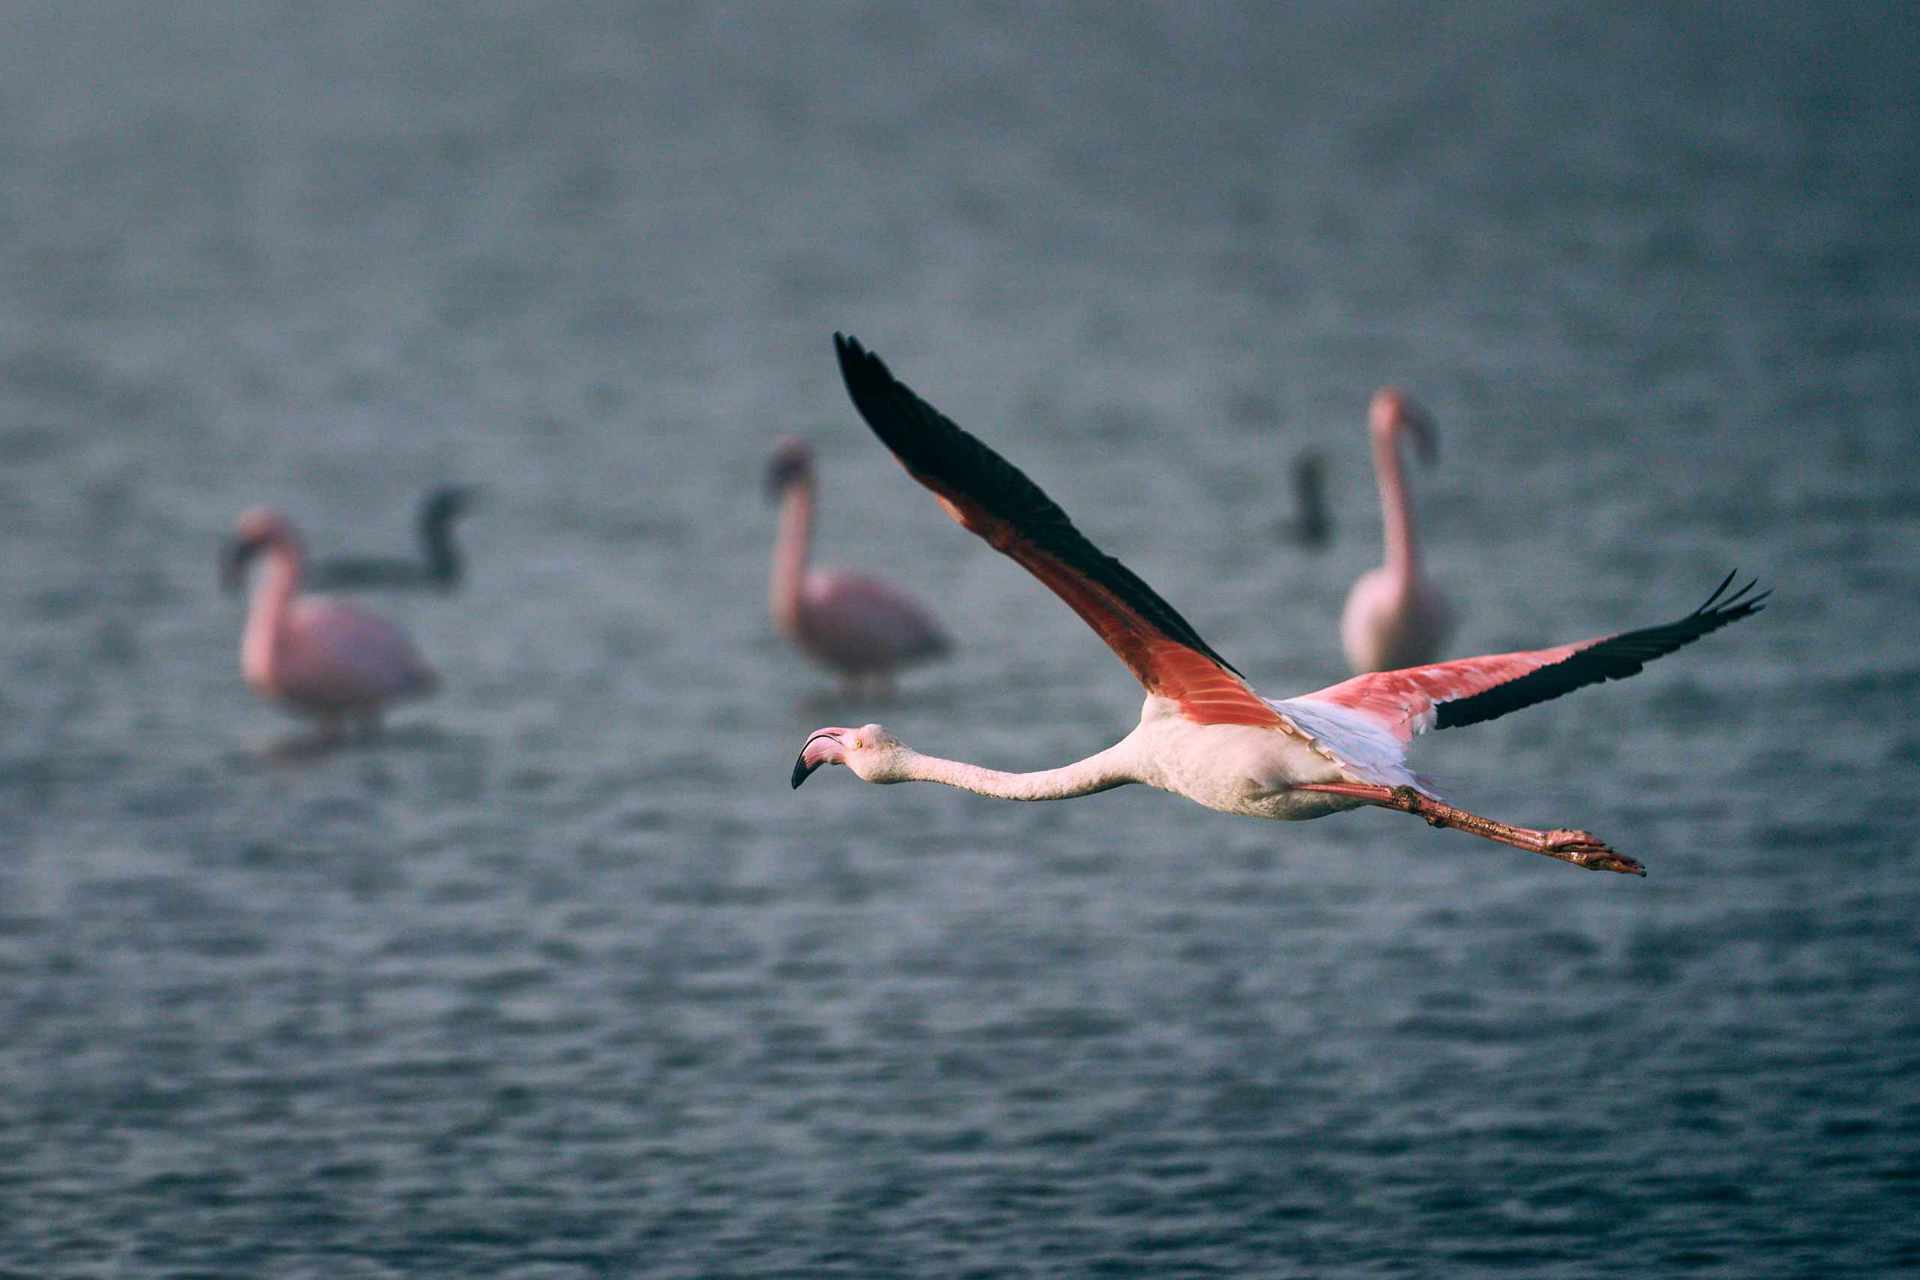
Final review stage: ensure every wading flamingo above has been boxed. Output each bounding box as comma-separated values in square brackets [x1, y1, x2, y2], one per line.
[224, 507, 438, 733]
[1342, 389, 1452, 672]
[791, 336, 1768, 876]
[768, 435, 949, 692]
[307, 485, 477, 592]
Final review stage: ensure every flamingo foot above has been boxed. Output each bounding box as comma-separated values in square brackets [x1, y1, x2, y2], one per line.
[1297, 784, 1651, 877]
[1540, 829, 1645, 877]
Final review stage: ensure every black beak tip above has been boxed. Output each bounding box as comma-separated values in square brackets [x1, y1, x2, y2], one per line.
[790, 756, 818, 789]
[219, 542, 247, 595]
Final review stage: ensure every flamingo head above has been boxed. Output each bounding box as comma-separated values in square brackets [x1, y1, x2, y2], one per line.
[790, 723, 908, 788]
[222, 506, 297, 594]
[1370, 387, 1438, 465]
[422, 485, 478, 527]
[766, 436, 815, 498]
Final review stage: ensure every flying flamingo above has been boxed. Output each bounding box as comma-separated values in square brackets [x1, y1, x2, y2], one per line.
[791, 335, 1768, 876]
[768, 435, 949, 692]
[223, 507, 438, 733]
[306, 485, 478, 593]
[1341, 388, 1452, 672]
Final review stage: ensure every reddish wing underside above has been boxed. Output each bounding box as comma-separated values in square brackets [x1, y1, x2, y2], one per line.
[837, 333, 1282, 730]
[921, 482, 1284, 727]
[1304, 644, 1587, 743]
[1304, 572, 1768, 742]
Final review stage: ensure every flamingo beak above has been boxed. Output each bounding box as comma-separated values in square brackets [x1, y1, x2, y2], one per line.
[766, 458, 803, 499]
[767, 440, 812, 500]
[220, 536, 261, 595]
[790, 729, 849, 789]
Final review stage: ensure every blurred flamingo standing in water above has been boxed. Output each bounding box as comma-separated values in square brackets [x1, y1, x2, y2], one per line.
[791, 336, 1768, 876]
[1341, 388, 1453, 672]
[223, 507, 437, 733]
[768, 436, 949, 692]
[307, 485, 478, 592]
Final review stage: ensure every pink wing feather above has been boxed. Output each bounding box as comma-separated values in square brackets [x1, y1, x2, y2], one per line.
[1301, 573, 1768, 743]
[800, 569, 949, 673]
[279, 597, 437, 709]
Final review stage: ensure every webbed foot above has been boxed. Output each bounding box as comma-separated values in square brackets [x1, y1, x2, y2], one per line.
[1544, 829, 1645, 876]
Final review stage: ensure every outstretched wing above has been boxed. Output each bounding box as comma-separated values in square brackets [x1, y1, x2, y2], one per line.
[1299, 573, 1769, 742]
[834, 333, 1281, 728]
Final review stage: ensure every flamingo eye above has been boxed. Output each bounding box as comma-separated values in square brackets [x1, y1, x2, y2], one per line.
[851, 736, 863, 749]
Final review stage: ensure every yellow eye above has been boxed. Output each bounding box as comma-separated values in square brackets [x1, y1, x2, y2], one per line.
[851, 737, 863, 749]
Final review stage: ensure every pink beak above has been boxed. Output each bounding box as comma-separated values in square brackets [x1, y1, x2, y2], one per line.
[790, 728, 850, 788]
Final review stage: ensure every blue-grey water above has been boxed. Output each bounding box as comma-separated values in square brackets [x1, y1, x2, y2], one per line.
[3, 3, 1917, 1274]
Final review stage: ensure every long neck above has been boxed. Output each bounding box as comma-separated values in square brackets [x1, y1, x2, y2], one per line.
[895, 740, 1140, 801]
[1372, 425, 1419, 581]
[769, 479, 813, 635]
[242, 539, 302, 690]
[420, 510, 460, 583]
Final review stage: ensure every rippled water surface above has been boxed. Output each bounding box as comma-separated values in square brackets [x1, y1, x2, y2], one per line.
[3, 3, 1917, 1274]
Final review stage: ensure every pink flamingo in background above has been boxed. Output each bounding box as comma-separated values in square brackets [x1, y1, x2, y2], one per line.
[792, 336, 1768, 876]
[1341, 388, 1453, 673]
[223, 507, 437, 733]
[768, 436, 949, 692]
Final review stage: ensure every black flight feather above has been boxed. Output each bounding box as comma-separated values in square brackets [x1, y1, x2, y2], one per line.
[1434, 572, 1770, 731]
[833, 333, 1243, 678]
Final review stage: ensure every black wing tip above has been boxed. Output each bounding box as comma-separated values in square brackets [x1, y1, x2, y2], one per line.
[833, 330, 939, 467]
[834, 332, 885, 384]
[1433, 571, 1770, 733]
[827, 328, 1248, 681]
[1695, 569, 1771, 622]
[834, 332, 911, 429]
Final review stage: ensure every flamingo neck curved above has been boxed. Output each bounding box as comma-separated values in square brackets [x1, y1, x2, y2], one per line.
[243, 539, 303, 691]
[893, 739, 1141, 801]
[769, 479, 814, 635]
[1372, 423, 1419, 582]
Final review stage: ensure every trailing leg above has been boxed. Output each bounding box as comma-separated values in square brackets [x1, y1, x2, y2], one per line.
[1295, 782, 1646, 876]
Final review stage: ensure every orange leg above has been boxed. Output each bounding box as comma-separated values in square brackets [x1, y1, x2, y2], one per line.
[1296, 783, 1646, 876]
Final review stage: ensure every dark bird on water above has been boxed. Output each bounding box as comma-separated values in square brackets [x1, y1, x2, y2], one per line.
[304, 486, 479, 593]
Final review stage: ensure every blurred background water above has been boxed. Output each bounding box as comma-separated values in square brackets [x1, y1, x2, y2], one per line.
[2, 1, 1917, 1274]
